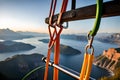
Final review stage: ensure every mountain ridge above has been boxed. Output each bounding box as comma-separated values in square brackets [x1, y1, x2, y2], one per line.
[96, 33, 120, 44]
[0, 28, 33, 40]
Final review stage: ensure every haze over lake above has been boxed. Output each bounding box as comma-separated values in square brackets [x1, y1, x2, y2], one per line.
[0, 35, 119, 79]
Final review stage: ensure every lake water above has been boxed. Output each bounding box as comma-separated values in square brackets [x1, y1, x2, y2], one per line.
[0, 37, 119, 80]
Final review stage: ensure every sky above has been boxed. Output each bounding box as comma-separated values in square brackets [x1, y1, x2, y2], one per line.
[0, 0, 120, 34]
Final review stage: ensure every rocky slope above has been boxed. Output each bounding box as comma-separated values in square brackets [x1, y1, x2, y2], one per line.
[94, 48, 120, 80]
[94, 48, 120, 71]
[0, 54, 45, 80]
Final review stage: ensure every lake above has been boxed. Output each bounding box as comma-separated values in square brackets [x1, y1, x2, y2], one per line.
[0, 37, 119, 80]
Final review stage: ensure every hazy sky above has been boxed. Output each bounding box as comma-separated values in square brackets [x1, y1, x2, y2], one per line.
[0, 0, 120, 34]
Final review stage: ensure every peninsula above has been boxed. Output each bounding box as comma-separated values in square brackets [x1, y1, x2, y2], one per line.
[39, 39, 81, 55]
[0, 41, 35, 53]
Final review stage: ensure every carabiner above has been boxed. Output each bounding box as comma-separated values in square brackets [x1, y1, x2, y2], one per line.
[87, 33, 94, 48]
[62, 22, 69, 29]
[85, 45, 94, 55]
[89, 0, 103, 36]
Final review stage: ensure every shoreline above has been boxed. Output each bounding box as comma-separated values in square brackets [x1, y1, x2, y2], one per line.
[93, 63, 114, 77]
[106, 69, 114, 77]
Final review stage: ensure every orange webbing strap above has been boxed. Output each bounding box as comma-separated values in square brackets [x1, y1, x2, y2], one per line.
[57, 0, 68, 24]
[52, 27, 63, 80]
[79, 53, 88, 80]
[44, 0, 57, 80]
[79, 54, 94, 80]
[53, 0, 68, 80]
[44, 28, 58, 80]
[85, 54, 94, 80]
[49, 0, 57, 25]
[44, 0, 68, 80]
[44, 25, 63, 80]
[53, 33, 60, 80]
[44, 49, 51, 80]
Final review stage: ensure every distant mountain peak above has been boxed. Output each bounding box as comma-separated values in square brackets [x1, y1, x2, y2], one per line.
[0, 28, 33, 40]
[0, 28, 16, 34]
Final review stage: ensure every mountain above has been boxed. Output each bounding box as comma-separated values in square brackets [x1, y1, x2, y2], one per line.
[0, 41, 35, 53]
[0, 28, 33, 40]
[61, 34, 87, 41]
[0, 54, 45, 80]
[17, 31, 48, 37]
[96, 33, 120, 44]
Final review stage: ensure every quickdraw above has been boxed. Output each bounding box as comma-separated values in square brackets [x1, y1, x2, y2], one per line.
[79, 0, 103, 80]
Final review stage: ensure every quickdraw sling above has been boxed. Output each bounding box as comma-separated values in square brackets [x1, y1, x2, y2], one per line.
[80, 0, 103, 80]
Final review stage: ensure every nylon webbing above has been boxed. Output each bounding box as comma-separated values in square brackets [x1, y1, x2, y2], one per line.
[44, 0, 101, 80]
[54, 0, 68, 80]
[44, 0, 57, 80]
[79, 54, 94, 80]
[44, 0, 68, 80]
[53, 33, 60, 80]
[79, 0, 102, 79]
[57, 0, 68, 25]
